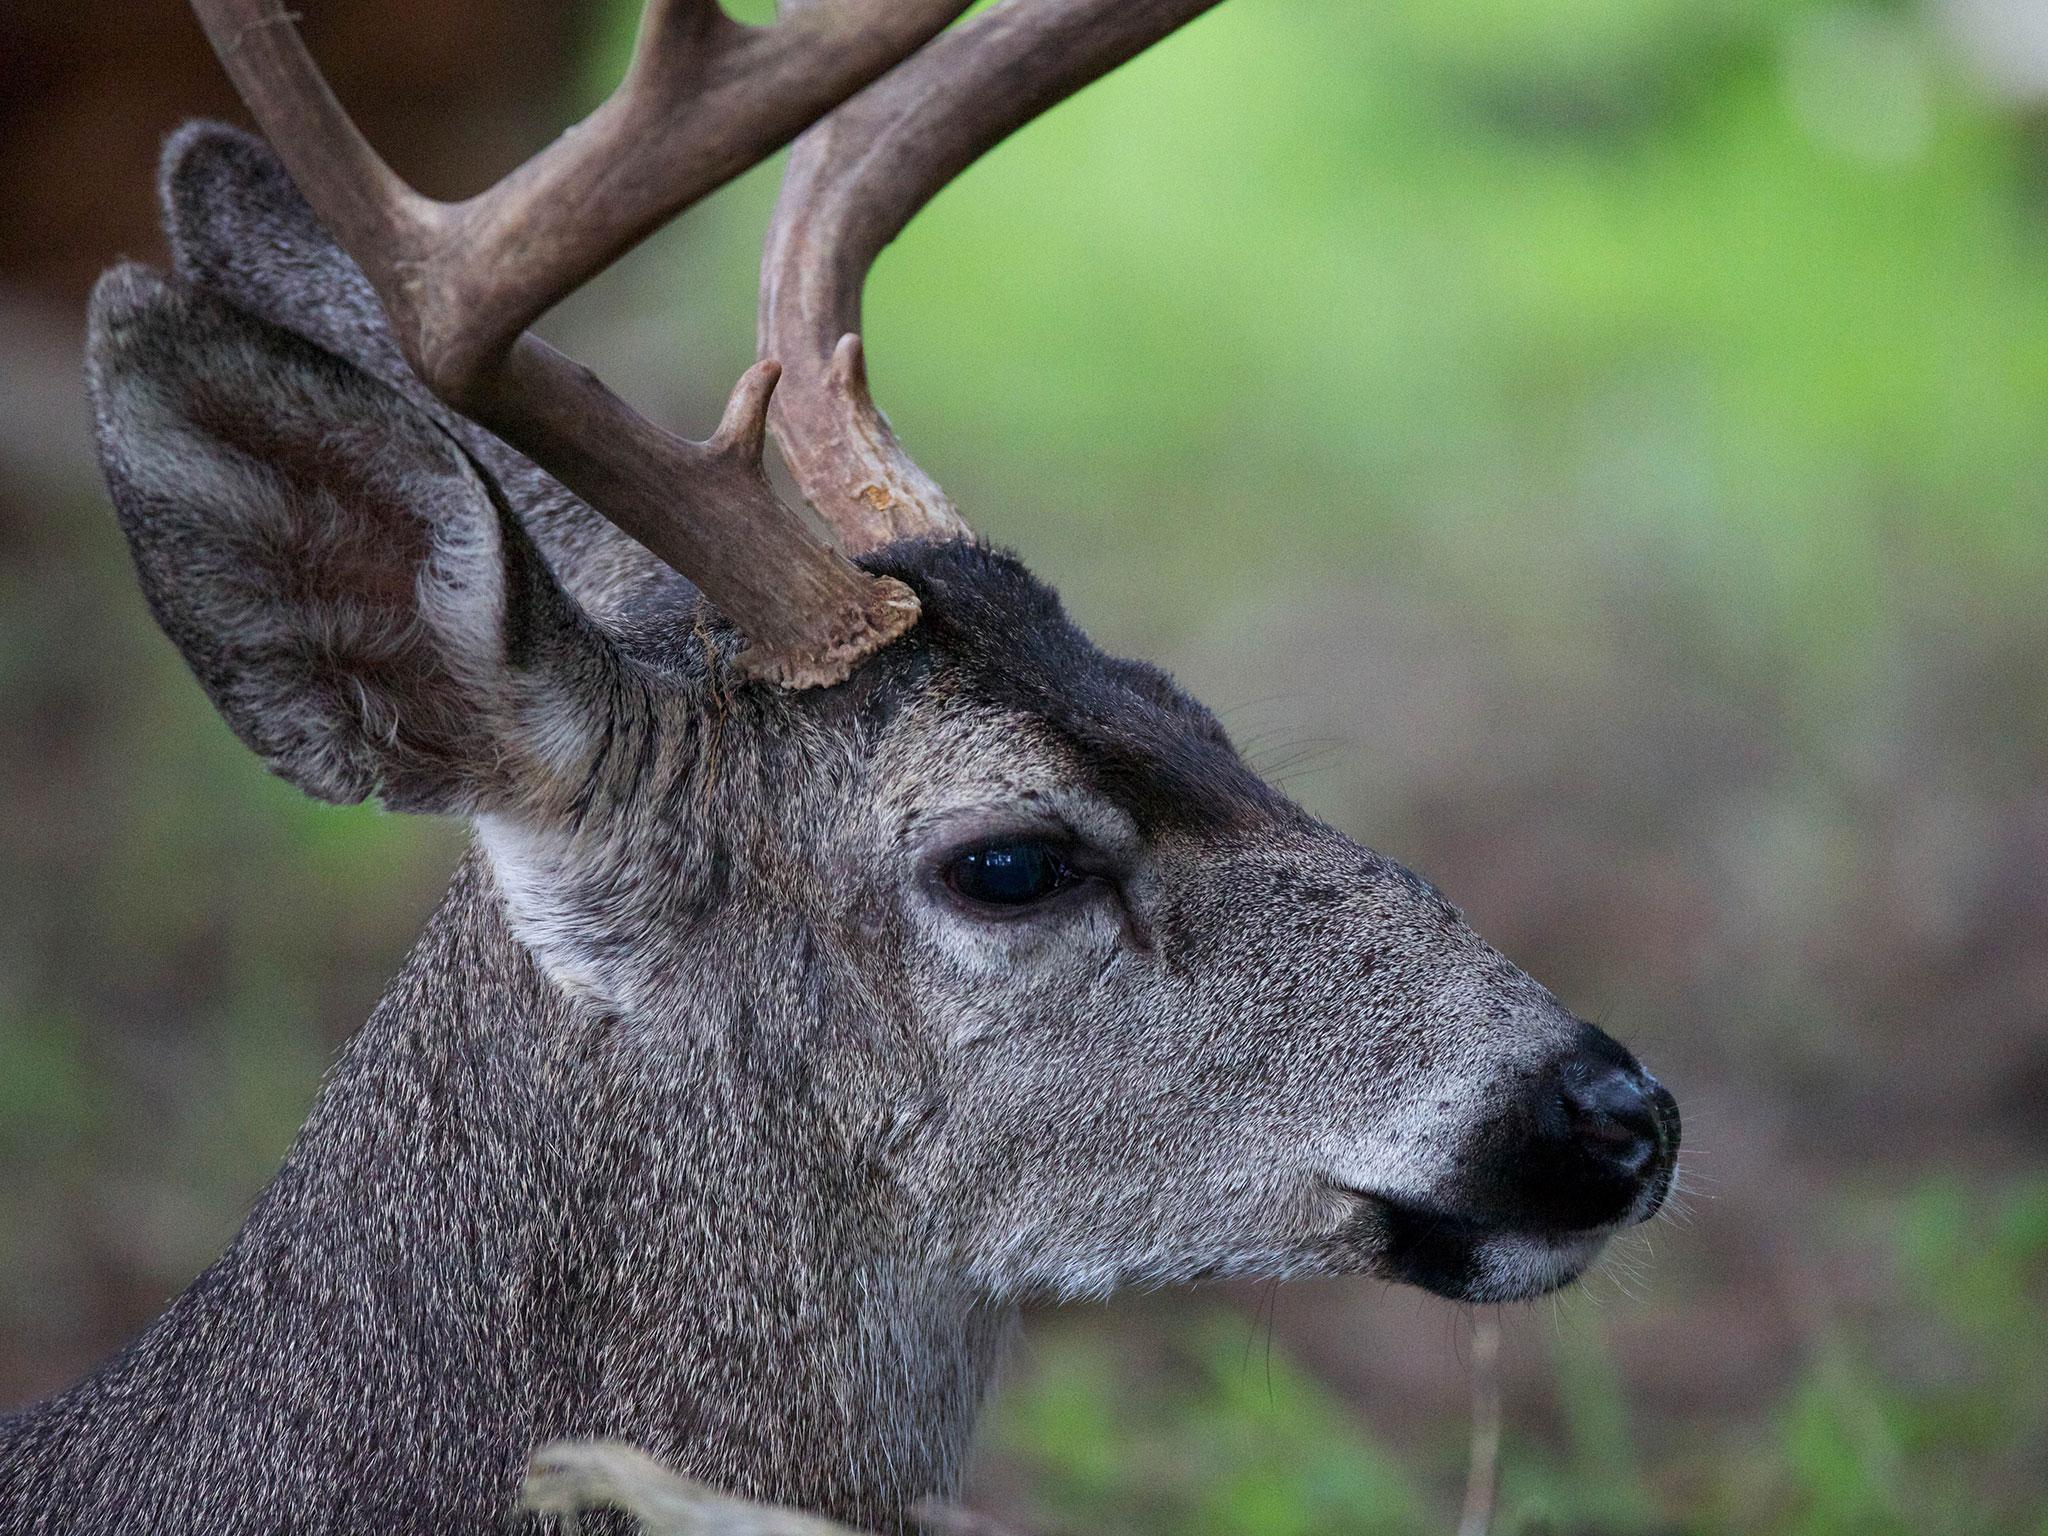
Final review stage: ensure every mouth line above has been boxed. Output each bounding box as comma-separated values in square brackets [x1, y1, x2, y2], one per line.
[1335, 1185, 1627, 1246]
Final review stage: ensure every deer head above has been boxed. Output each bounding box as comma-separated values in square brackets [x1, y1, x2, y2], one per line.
[65, 0, 1679, 1521]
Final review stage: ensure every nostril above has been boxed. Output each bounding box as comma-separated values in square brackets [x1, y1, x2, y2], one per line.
[1560, 1066, 1660, 1176]
[1505, 1031, 1680, 1233]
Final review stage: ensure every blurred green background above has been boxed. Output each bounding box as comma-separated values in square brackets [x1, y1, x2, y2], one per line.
[2, 0, 2045, 1531]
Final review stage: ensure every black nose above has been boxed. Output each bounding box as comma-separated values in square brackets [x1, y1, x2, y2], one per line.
[1559, 1059, 1664, 1180]
[1498, 1026, 1680, 1233]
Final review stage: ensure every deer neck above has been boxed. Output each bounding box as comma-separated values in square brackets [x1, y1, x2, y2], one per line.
[0, 850, 1009, 1534]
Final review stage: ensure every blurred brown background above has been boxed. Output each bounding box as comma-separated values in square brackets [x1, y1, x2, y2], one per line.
[2, 2, 2044, 1532]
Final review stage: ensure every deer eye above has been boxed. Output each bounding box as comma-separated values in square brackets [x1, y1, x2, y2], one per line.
[944, 839, 1073, 907]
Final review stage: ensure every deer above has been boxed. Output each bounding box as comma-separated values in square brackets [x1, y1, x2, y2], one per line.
[0, 1, 1682, 1531]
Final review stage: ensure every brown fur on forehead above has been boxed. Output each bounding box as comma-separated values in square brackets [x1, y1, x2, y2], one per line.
[857, 541, 1290, 834]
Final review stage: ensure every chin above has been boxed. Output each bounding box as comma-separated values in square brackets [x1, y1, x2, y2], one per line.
[1415, 1226, 1612, 1302]
[1352, 1195, 1622, 1303]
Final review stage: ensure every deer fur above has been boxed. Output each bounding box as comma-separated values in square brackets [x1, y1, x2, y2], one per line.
[0, 127, 1677, 1535]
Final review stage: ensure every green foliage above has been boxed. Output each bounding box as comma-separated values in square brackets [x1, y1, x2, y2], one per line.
[987, 1314, 1427, 1535]
[1495, 1310, 1661, 1534]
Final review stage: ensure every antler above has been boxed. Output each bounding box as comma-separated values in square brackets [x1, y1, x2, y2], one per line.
[188, 0, 977, 686]
[190, 0, 1226, 681]
[759, 0, 1225, 550]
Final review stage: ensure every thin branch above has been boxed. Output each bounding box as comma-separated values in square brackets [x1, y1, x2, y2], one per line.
[1457, 1313, 1503, 1536]
[522, 1441, 1032, 1536]
[524, 1441, 860, 1535]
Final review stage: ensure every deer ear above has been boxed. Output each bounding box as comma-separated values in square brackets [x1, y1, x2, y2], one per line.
[86, 262, 623, 816]
[160, 121, 412, 399]
[156, 120, 674, 619]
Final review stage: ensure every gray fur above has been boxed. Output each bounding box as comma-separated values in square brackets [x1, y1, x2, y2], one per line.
[0, 127, 1676, 1534]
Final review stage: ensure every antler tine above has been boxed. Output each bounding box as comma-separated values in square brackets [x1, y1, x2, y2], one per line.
[760, 0, 1225, 554]
[187, 0, 978, 687]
